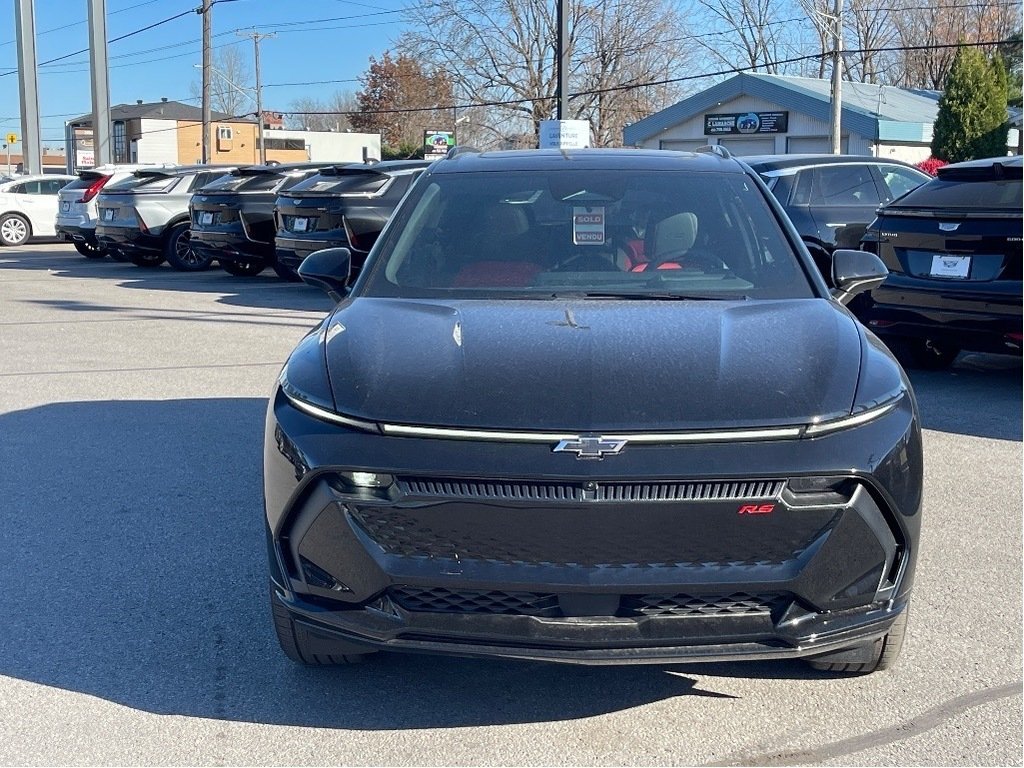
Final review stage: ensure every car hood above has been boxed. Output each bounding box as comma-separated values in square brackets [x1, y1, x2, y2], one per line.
[322, 298, 862, 432]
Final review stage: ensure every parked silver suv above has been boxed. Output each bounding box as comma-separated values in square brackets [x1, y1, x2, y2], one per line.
[56, 164, 171, 258]
[95, 165, 236, 269]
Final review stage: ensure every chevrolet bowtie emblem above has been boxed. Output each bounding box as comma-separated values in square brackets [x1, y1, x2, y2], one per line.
[553, 436, 627, 459]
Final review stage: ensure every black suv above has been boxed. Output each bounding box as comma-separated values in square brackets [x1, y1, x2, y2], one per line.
[859, 156, 1023, 368]
[745, 155, 930, 277]
[190, 163, 334, 277]
[273, 160, 432, 278]
[265, 147, 921, 674]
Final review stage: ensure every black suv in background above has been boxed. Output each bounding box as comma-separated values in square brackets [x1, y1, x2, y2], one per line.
[95, 165, 236, 269]
[273, 160, 431, 278]
[858, 156, 1023, 368]
[745, 155, 930, 278]
[190, 163, 333, 277]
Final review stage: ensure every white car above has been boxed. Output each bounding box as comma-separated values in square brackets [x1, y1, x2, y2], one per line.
[0, 174, 75, 247]
[55, 164, 172, 257]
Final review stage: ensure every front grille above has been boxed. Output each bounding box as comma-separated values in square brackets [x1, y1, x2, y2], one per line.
[622, 592, 784, 616]
[398, 477, 784, 503]
[400, 478, 581, 501]
[388, 586, 786, 618]
[390, 586, 560, 617]
[350, 506, 819, 568]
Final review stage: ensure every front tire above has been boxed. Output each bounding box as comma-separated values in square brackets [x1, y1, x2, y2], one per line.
[128, 250, 165, 268]
[0, 213, 31, 246]
[74, 239, 107, 259]
[164, 223, 212, 271]
[272, 261, 301, 281]
[221, 258, 266, 276]
[806, 605, 909, 674]
[270, 585, 375, 666]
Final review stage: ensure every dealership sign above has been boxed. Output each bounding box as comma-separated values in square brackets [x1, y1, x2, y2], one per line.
[424, 130, 455, 158]
[704, 111, 789, 135]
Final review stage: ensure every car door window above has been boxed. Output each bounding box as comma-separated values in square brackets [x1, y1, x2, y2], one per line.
[877, 165, 927, 203]
[17, 180, 42, 195]
[813, 165, 880, 206]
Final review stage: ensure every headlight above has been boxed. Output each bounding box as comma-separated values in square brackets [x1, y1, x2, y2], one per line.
[804, 389, 905, 437]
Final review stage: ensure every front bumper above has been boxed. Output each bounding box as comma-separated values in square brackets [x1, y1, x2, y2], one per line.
[265, 389, 922, 665]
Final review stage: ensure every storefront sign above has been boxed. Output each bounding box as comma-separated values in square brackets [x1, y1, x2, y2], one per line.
[424, 130, 455, 158]
[704, 111, 789, 135]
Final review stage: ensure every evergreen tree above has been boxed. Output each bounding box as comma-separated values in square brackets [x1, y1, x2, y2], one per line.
[931, 46, 1009, 162]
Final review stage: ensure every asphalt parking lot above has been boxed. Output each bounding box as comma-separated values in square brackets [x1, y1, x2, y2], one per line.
[0, 244, 1020, 766]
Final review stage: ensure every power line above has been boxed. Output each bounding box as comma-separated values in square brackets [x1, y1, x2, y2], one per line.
[276, 37, 1018, 117]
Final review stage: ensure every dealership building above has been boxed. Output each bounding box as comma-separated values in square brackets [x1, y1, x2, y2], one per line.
[623, 73, 945, 163]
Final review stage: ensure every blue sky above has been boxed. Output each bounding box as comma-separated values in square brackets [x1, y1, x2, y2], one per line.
[0, 0, 410, 151]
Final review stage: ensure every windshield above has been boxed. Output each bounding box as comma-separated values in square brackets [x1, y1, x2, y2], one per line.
[359, 169, 814, 300]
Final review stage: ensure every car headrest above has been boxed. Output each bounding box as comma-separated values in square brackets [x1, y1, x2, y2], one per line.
[649, 212, 698, 257]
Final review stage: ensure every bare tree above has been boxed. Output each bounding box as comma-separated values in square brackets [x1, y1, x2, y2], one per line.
[400, 0, 689, 147]
[284, 91, 359, 131]
[688, 0, 801, 75]
[798, 0, 832, 78]
[190, 45, 253, 117]
[845, 0, 900, 83]
[890, 0, 1021, 89]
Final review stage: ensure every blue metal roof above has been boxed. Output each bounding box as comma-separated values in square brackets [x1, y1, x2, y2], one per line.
[623, 73, 940, 145]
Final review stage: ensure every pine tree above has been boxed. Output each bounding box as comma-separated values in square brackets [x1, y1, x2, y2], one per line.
[931, 46, 1009, 162]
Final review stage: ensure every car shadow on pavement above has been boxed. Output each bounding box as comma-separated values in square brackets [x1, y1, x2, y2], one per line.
[0, 398, 765, 731]
[906, 353, 1022, 441]
[0, 246, 333, 313]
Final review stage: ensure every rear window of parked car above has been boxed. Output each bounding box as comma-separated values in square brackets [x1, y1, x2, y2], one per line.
[892, 174, 1022, 210]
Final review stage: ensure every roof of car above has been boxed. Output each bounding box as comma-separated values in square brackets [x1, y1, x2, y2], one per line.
[2, 173, 74, 182]
[743, 154, 920, 171]
[940, 155, 1023, 172]
[429, 148, 746, 174]
[135, 164, 237, 177]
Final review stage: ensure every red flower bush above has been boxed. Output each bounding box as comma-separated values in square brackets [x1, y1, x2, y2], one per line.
[916, 157, 949, 176]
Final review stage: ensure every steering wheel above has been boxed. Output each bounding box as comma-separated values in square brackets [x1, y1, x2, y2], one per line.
[551, 252, 621, 272]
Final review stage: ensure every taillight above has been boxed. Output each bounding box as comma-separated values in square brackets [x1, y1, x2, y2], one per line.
[76, 175, 110, 203]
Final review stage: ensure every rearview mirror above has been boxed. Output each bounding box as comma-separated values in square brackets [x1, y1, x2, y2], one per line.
[298, 247, 352, 302]
[831, 249, 888, 306]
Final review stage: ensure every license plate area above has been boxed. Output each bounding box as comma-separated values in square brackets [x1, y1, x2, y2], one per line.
[929, 254, 970, 279]
[102, 208, 116, 221]
[199, 211, 214, 226]
[60, 201, 70, 212]
[292, 216, 308, 232]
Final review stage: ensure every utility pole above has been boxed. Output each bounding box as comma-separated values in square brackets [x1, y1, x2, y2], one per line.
[14, 0, 41, 174]
[88, 0, 111, 166]
[238, 29, 275, 164]
[829, 0, 844, 155]
[556, 0, 569, 120]
[201, 0, 212, 164]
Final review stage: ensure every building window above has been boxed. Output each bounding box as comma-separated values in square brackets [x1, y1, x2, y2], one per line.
[263, 137, 306, 151]
[217, 126, 233, 140]
[112, 120, 127, 163]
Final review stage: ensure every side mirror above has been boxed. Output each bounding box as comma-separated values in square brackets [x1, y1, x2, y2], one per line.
[298, 247, 351, 302]
[831, 249, 888, 305]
